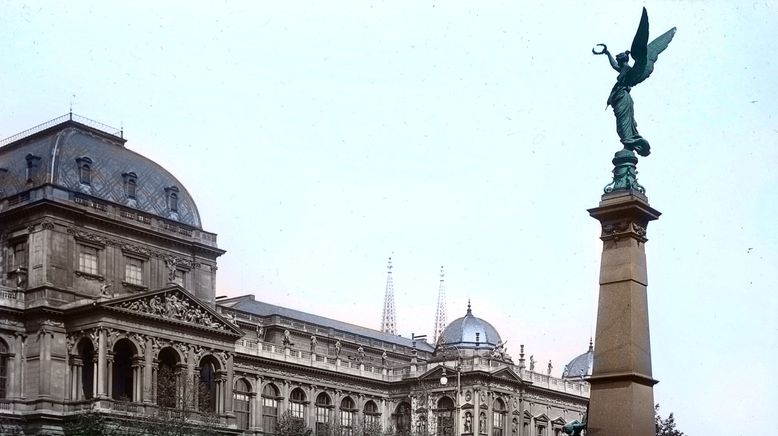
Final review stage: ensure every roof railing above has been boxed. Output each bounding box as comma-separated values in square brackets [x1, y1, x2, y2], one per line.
[0, 112, 123, 147]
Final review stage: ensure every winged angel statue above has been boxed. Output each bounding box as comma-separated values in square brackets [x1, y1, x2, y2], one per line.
[593, 8, 676, 157]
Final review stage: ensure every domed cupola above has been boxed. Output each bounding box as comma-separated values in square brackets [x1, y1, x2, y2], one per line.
[436, 301, 502, 350]
[562, 339, 594, 379]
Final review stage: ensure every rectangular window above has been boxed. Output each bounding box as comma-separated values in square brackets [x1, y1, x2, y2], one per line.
[263, 397, 278, 433]
[340, 410, 354, 436]
[125, 257, 143, 285]
[12, 241, 27, 269]
[290, 401, 304, 419]
[492, 413, 504, 436]
[235, 392, 250, 430]
[536, 426, 544, 436]
[316, 407, 331, 436]
[78, 246, 99, 275]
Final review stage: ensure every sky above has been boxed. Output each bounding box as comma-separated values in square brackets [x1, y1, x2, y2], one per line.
[1, 1, 776, 434]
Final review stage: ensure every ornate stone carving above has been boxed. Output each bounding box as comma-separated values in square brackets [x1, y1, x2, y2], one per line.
[112, 290, 229, 331]
[600, 219, 649, 243]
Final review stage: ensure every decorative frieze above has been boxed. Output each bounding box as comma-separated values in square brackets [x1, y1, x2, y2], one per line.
[111, 289, 230, 331]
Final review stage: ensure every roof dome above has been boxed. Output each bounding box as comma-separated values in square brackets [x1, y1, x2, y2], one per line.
[437, 302, 502, 349]
[0, 116, 202, 228]
[561, 340, 594, 379]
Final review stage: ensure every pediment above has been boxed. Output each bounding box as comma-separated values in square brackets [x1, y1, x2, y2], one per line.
[492, 367, 523, 383]
[104, 286, 242, 335]
[534, 413, 549, 423]
[551, 417, 566, 425]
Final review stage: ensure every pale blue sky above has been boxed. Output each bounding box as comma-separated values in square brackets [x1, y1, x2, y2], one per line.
[1, 1, 776, 434]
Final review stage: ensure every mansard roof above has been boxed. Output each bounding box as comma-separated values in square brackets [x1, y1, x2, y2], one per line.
[219, 295, 435, 352]
[0, 115, 202, 227]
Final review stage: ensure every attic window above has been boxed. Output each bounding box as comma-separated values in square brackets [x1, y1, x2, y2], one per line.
[25, 154, 41, 183]
[122, 172, 138, 199]
[76, 157, 93, 185]
[165, 186, 179, 213]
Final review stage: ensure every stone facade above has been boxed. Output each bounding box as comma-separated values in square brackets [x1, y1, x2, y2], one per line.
[0, 117, 588, 435]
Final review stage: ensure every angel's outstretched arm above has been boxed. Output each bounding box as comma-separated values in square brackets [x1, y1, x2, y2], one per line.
[593, 44, 619, 72]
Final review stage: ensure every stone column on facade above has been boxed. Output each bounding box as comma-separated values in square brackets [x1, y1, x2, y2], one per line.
[38, 327, 51, 397]
[472, 389, 480, 436]
[14, 334, 25, 399]
[282, 380, 290, 416]
[308, 385, 317, 428]
[225, 352, 235, 415]
[97, 328, 107, 398]
[252, 376, 262, 431]
[186, 346, 196, 410]
[107, 352, 114, 399]
[132, 361, 142, 402]
[143, 337, 153, 403]
[151, 362, 159, 404]
[587, 190, 660, 436]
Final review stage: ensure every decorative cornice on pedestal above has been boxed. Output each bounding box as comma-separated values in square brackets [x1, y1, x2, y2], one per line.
[588, 190, 661, 243]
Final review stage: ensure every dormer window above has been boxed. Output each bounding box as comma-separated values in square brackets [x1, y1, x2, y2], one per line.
[76, 157, 93, 185]
[122, 172, 138, 199]
[165, 186, 179, 213]
[25, 154, 41, 183]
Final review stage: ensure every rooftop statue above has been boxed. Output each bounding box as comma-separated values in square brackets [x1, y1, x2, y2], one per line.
[593, 7, 676, 157]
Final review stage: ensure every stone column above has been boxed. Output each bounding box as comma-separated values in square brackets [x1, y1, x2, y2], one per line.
[14, 334, 25, 399]
[472, 389, 480, 436]
[143, 338, 153, 403]
[97, 328, 107, 398]
[253, 376, 263, 430]
[225, 352, 235, 415]
[107, 353, 114, 399]
[587, 190, 660, 436]
[39, 328, 51, 396]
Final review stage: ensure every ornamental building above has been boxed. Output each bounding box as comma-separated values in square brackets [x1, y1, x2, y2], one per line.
[0, 115, 590, 435]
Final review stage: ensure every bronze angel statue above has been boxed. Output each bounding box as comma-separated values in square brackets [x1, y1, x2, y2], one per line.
[593, 8, 676, 157]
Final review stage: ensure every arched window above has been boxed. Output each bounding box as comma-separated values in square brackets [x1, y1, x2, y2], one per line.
[262, 383, 280, 432]
[157, 347, 180, 408]
[394, 402, 411, 435]
[436, 397, 455, 436]
[198, 356, 219, 413]
[78, 339, 95, 400]
[112, 339, 138, 402]
[315, 392, 332, 436]
[234, 378, 252, 431]
[289, 387, 306, 420]
[0, 339, 8, 399]
[340, 396, 356, 436]
[364, 400, 380, 427]
[492, 399, 505, 436]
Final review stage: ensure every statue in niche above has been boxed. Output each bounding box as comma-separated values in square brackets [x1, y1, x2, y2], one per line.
[479, 412, 486, 433]
[592, 7, 676, 157]
[464, 412, 473, 433]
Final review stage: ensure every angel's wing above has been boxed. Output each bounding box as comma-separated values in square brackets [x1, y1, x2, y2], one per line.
[626, 8, 676, 86]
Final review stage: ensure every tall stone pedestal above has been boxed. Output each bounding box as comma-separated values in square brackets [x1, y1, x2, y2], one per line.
[587, 190, 660, 436]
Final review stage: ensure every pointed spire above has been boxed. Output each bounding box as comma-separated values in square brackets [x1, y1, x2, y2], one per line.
[432, 266, 448, 343]
[380, 257, 397, 335]
[466, 299, 472, 315]
[588, 337, 594, 352]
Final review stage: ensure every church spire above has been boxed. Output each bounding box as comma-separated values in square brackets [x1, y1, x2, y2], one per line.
[433, 266, 448, 343]
[380, 257, 397, 335]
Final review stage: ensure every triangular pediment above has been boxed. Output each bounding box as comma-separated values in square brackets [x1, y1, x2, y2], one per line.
[551, 417, 566, 426]
[492, 367, 523, 383]
[534, 413, 549, 423]
[418, 364, 449, 381]
[104, 285, 242, 335]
